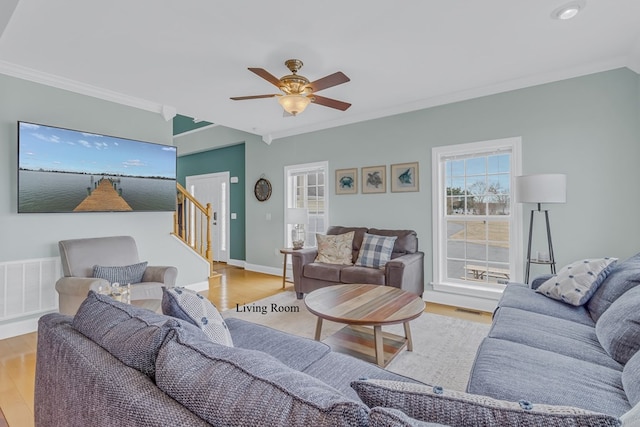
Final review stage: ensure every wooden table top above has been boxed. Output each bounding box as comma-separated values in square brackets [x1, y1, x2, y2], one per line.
[304, 284, 425, 326]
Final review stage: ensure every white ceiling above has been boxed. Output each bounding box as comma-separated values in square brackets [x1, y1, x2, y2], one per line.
[1, 1, 639, 142]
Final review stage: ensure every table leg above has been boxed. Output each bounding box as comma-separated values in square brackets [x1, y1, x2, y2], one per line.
[281, 253, 288, 289]
[374, 325, 384, 367]
[404, 322, 413, 352]
[314, 317, 323, 341]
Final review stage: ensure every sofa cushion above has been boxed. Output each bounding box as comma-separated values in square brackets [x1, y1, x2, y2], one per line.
[368, 407, 446, 427]
[623, 350, 640, 408]
[315, 231, 355, 265]
[467, 337, 630, 416]
[304, 262, 345, 282]
[368, 228, 418, 258]
[355, 233, 398, 269]
[596, 286, 640, 365]
[225, 317, 330, 371]
[588, 252, 640, 322]
[352, 379, 621, 427]
[92, 261, 148, 284]
[155, 324, 370, 426]
[536, 258, 617, 306]
[497, 283, 595, 326]
[72, 290, 186, 378]
[341, 266, 386, 285]
[489, 307, 622, 370]
[162, 287, 233, 346]
[302, 351, 422, 402]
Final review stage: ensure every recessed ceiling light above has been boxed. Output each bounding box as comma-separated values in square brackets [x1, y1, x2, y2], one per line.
[551, 0, 586, 20]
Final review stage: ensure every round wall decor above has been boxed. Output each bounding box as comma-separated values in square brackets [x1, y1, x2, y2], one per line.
[254, 177, 272, 202]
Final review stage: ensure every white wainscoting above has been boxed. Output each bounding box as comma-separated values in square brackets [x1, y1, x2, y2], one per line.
[0, 257, 61, 340]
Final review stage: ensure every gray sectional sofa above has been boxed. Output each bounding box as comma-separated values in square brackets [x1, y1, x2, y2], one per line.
[291, 226, 424, 299]
[35, 252, 640, 426]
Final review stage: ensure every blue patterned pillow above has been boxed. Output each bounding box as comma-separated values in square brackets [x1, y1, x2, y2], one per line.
[355, 233, 398, 269]
[161, 287, 233, 346]
[536, 258, 618, 306]
[92, 261, 148, 284]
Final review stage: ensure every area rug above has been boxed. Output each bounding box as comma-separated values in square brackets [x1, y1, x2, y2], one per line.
[223, 291, 491, 391]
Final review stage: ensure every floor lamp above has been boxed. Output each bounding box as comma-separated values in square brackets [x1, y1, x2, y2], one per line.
[516, 174, 567, 284]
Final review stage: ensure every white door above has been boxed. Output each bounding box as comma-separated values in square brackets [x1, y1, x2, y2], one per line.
[185, 172, 230, 263]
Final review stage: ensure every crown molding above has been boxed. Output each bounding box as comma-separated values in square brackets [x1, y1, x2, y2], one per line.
[0, 60, 165, 114]
[266, 56, 630, 142]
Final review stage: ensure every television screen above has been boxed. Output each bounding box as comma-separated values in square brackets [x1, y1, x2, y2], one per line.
[18, 121, 177, 213]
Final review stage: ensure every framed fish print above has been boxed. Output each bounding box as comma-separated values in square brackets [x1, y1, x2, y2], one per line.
[391, 162, 419, 192]
[361, 165, 386, 194]
[335, 168, 358, 195]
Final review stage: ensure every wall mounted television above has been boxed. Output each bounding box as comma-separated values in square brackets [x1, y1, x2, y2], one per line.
[18, 121, 177, 213]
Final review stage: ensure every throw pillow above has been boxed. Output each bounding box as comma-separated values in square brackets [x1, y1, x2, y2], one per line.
[355, 233, 398, 269]
[155, 324, 369, 426]
[536, 258, 617, 306]
[92, 261, 148, 284]
[315, 231, 355, 265]
[161, 287, 233, 346]
[351, 379, 621, 427]
[596, 285, 640, 365]
[72, 290, 181, 378]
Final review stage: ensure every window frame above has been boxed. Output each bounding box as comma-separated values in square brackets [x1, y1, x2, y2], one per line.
[431, 137, 523, 299]
[283, 161, 329, 248]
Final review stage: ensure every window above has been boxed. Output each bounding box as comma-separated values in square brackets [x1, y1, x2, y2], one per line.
[432, 138, 522, 297]
[284, 161, 328, 247]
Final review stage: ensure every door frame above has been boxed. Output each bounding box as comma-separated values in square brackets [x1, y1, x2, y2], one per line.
[185, 171, 230, 263]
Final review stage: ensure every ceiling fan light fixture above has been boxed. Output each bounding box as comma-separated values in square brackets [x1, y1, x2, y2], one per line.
[551, 0, 586, 20]
[278, 94, 311, 116]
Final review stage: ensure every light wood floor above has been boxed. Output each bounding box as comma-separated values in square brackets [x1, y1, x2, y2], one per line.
[0, 264, 492, 427]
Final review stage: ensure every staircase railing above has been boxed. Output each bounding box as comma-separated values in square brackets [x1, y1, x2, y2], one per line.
[173, 183, 215, 276]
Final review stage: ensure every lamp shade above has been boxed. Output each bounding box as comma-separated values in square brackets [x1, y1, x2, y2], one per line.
[286, 208, 308, 225]
[278, 95, 311, 116]
[516, 174, 567, 204]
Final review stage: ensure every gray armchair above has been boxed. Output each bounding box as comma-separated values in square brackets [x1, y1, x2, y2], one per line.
[290, 226, 424, 299]
[55, 235, 177, 315]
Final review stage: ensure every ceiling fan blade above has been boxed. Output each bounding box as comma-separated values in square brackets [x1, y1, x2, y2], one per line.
[230, 94, 279, 100]
[310, 94, 351, 111]
[308, 71, 350, 93]
[248, 68, 282, 88]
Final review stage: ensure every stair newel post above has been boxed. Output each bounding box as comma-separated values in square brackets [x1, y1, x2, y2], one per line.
[206, 203, 213, 275]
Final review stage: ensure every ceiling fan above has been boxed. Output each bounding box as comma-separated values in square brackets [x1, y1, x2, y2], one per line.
[230, 59, 351, 116]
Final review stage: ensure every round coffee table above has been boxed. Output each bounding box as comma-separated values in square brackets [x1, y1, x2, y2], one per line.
[304, 284, 425, 367]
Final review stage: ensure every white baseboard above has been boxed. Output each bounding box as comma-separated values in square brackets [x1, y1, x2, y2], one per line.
[0, 310, 57, 340]
[227, 258, 245, 268]
[244, 263, 281, 277]
[184, 281, 209, 292]
[424, 290, 498, 313]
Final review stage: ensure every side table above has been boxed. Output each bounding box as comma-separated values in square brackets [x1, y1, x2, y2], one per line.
[279, 248, 298, 289]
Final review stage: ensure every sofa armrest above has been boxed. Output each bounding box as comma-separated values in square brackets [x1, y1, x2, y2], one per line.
[142, 266, 178, 287]
[385, 252, 425, 296]
[290, 248, 319, 296]
[55, 277, 109, 315]
[530, 274, 554, 290]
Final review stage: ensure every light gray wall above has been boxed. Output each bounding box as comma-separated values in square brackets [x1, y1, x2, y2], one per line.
[178, 68, 640, 283]
[0, 73, 208, 286]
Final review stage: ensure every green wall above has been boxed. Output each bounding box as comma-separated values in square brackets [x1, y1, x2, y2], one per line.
[177, 143, 246, 261]
[176, 67, 640, 286]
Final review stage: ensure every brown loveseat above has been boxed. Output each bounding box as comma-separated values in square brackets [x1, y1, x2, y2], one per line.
[290, 226, 424, 299]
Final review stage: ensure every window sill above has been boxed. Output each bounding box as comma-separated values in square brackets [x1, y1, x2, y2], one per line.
[431, 281, 505, 300]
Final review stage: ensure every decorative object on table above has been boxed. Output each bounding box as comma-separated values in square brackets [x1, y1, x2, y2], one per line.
[335, 168, 358, 195]
[361, 165, 386, 194]
[516, 173, 567, 284]
[390, 162, 419, 192]
[254, 176, 272, 201]
[287, 207, 308, 249]
[97, 282, 131, 303]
